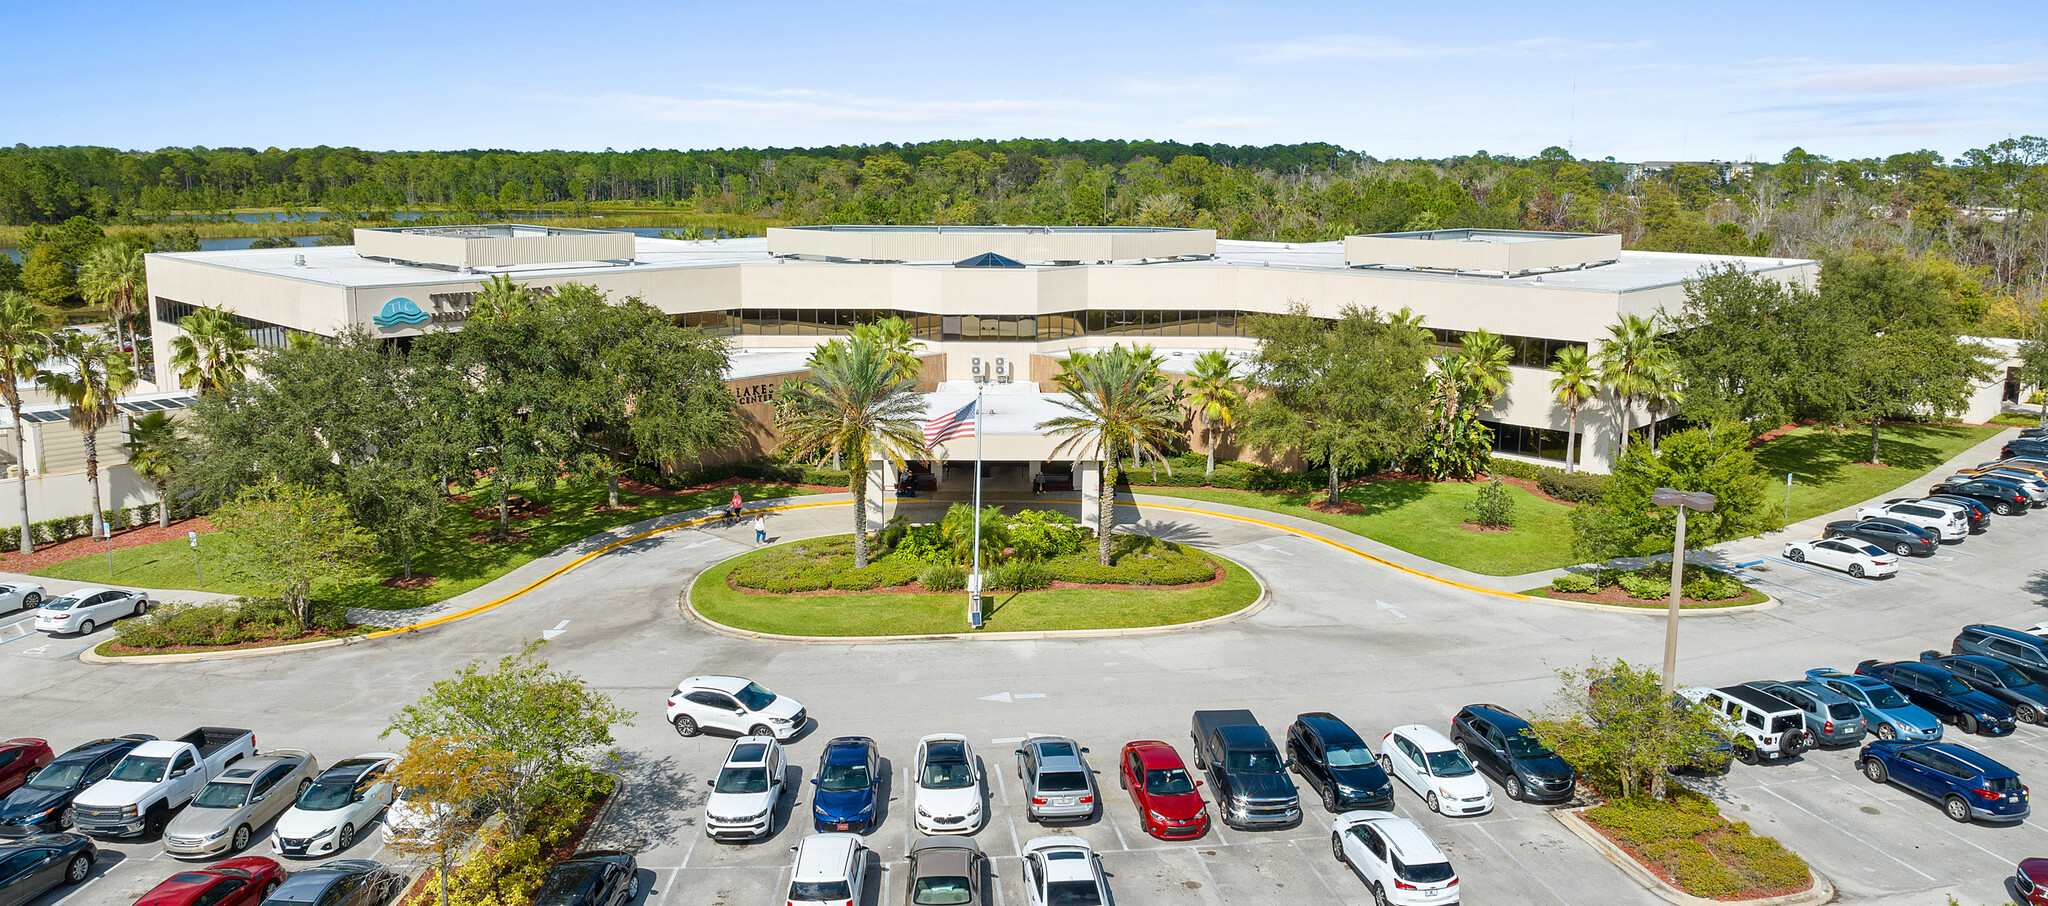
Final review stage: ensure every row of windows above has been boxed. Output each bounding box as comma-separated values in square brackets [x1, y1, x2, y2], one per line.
[677, 309, 1259, 341]
[155, 298, 311, 350]
[1429, 328, 1587, 369]
[1481, 420, 1581, 464]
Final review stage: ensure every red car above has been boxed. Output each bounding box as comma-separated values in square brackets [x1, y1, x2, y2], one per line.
[133, 858, 288, 906]
[1117, 740, 1209, 839]
[2018, 858, 2048, 905]
[0, 739, 53, 797]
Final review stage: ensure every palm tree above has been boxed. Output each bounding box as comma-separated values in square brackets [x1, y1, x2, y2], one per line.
[1642, 353, 1685, 451]
[773, 336, 928, 569]
[77, 244, 147, 375]
[1597, 314, 1662, 453]
[43, 332, 136, 539]
[0, 293, 47, 553]
[847, 316, 925, 382]
[1037, 344, 1181, 566]
[1548, 345, 1600, 473]
[123, 411, 183, 528]
[1181, 349, 1242, 475]
[1457, 329, 1513, 409]
[470, 274, 530, 320]
[169, 306, 254, 393]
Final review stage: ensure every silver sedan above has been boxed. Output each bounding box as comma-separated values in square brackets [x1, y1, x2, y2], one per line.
[163, 750, 320, 858]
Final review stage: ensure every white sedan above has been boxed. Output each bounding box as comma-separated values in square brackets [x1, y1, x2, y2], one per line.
[273, 753, 398, 858]
[1379, 726, 1492, 817]
[32, 586, 146, 635]
[1020, 835, 1110, 906]
[913, 734, 984, 835]
[0, 582, 43, 614]
[1782, 538, 1898, 579]
[1331, 812, 1460, 905]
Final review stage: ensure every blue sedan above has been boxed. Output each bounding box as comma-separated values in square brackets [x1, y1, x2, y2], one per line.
[810, 736, 882, 833]
[1860, 741, 2029, 823]
[1805, 669, 1943, 741]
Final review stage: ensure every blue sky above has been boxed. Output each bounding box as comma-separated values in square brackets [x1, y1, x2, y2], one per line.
[11, 1, 2046, 161]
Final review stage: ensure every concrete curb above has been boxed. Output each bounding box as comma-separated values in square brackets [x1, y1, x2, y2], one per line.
[679, 551, 1270, 644]
[78, 634, 371, 664]
[1514, 592, 1781, 617]
[1552, 806, 1836, 906]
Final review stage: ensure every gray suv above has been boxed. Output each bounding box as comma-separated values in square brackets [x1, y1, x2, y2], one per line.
[1014, 736, 1096, 823]
[1953, 625, 2048, 686]
[1747, 681, 1867, 747]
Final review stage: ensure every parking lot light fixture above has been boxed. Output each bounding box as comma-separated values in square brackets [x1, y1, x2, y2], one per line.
[1651, 488, 1717, 697]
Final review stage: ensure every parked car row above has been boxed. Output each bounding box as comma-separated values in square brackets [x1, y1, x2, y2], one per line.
[1789, 457, 2048, 578]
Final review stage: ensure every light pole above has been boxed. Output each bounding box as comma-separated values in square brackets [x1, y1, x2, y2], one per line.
[1651, 488, 1717, 698]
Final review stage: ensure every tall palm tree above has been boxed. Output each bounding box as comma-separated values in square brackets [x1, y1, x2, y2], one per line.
[1641, 352, 1685, 451]
[469, 274, 530, 321]
[169, 306, 253, 393]
[123, 411, 183, 528]
[1457, 329, 1514, 409]
[1181, 349, 1242, 475]
[847, 316, 925, 382]
[1548, 345, 1600, 473]
[43, 332, 136, 539]
[0, 293, 47, 553]
[773, 336, 928, 569]
[77, 244, 147, 375]
[1597, 314, 1662, 453]
[1037, 344, 1181, 566]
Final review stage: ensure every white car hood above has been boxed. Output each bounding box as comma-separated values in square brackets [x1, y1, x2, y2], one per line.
[706, 789, 774, 818]
[917, 784, 979, 817]
[756, 696, 804, 723]
[274, 805, 349, 839]
[1430, 772, 1491, 800]
[72, 779, 160, 808]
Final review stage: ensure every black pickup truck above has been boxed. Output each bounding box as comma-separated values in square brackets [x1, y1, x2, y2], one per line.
[1190, 709, 1300, 829]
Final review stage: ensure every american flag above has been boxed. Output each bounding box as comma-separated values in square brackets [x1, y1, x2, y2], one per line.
[924, 400, 978, 445]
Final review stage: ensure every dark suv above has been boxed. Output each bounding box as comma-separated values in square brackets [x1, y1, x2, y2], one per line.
[1284, 713, 1392, 812]
[1856, 660, 2017, 736]
[2001, 439, 2048, 460]
[1448, 704, 1576, 803]
[1928, 479, 2030, 516]
[1953, 624, 2048, 686]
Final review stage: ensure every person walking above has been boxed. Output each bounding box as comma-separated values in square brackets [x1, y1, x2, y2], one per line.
[753, 513, 767, 544]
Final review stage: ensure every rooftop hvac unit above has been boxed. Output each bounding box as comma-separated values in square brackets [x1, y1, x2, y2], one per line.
[293, 254, 305, 267]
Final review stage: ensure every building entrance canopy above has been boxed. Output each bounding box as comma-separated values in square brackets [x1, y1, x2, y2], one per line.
[921, 383, 1094, 462]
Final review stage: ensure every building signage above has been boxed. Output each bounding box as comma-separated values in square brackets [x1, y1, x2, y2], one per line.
[414, 285, 559, 325]
[735, 382, 778, 405]
[371, 297, 429, 327]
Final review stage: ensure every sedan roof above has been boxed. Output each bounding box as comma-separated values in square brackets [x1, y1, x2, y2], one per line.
[1125, 740, 1187, 769]
[1390, 724, 1457, 751]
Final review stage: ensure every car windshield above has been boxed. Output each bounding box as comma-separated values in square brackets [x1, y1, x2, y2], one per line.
[817, 761, 870, 792]
[735, 682, 777, 711]
[1423, 749, 1475, 777]
[1393, 854, 1457, 884]
[109, 756, 167, 783]
[1038, 771, 1089, 793]
[297, 778, 356, 811]
[789, 880, 851, 901]
[193, 781, 250, 808]
[40, 596, 80, 611]
[1044, 880, 1104, 906]
[26, 762, 88, 790]
[1326, 745, 1375, 768]
[1227, 751, 1282, 773]
[715, 766, 769, 794]
[1144, 768, 1194, 796]
[913, 876, 973, 906]
[1504, 734, 1554, 759]
[1865, 686, 1909, 709]
[922, 761, 974, 790]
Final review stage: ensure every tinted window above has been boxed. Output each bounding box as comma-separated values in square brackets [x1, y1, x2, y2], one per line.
[818, 761, 871, 792]
[1043, 880, 1103, 906]
[1351, 825, 1386, 858]
[192, 879, 246, 906]
[1393, 854, 1456, 884]
[1226, 751, 1282, 773]
[1504, 733, 1553, 759]
[790, 881, 852, 900]
[714, 766, 769, 794]
[1038, 771, 1089, 793]
[734, 682, 777, 711]
[255, 763, 295, 795]
[1144, 768, 1194, 795]
[0, 851, 46, 878]
[1828, 702, 1861, 720]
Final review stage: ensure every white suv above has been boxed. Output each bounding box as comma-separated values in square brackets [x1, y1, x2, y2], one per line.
[1854, 500, 1967, 541]
[786, 832, 869, 906]
[1331, 812, 1460, 905]
[666, 675, 807, 740]
[1680, 686, 1809, 764]
[705, 736, 787, 840]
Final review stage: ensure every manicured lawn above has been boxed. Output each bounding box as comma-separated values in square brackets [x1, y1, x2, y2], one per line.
[1750, 424, 2006, 522]
[34, 482, 819, 611]
[691, 549, 1261, 636]
[1137, 481, 1577, 575]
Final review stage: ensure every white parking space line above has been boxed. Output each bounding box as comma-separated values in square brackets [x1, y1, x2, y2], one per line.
[1751, 784, 1935, 883]
[991, 760, 1011, 805]
[1103, 803, 1131, 851]
[1289, 837, 1345, 902]
[1475, 822, 1573, 906]
[649, 867, 680, 906]
[1190, 848, 1231, 904]
[677, 830, 698, 870]
[1838, 778, 2012, 863]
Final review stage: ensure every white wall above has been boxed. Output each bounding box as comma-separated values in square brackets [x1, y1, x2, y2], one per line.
[0, 463, 159, 531]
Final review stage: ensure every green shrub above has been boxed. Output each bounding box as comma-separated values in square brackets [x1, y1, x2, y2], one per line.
[1618, 573, 1670, 599]
[113, 599, 348, 649]
[1587, 797, 1720, 847]
[991, 559, 1054, 591]
[830, 559, 922, 590]
[1709, 830, 1809, 890]
[1467, 478, 1516, 527]
[1586, 792, 1804, 899]
[1682, 574, 1748, 601]
[1550, 572, 1599, 594]
[1537, 469, 1609, 503]
[1487, 460, 1540, 480]
[1048, 535, 1217, 586]
[1006, 509, 1085, 560]
[918, 562, 967, 591]
[1669, 848, 1743, 899]
[1992, 411, 2042, 427]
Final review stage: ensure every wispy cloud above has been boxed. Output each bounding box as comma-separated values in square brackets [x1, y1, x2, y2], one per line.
[1234, 33, 1648, 65]
[1775, 59, 2048, 95]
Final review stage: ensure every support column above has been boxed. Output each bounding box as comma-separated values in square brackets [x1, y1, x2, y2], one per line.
[1077, 460, 1102, 533]
[865, 459, 896, 528]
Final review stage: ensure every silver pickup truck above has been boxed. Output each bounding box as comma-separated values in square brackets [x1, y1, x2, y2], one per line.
[71, 727, 257, 837]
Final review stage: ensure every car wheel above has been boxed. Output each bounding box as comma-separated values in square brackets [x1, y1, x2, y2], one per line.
[1849, 563, 1866, 578]
[1958, 713, 1979, 735]
[1505, 776, 1525, 801]
[749, 724, 772, 738]
[263, 880, 280, 898]
[1377, 754, 1391, 772]
[133, 599, 148, 617]
[1737, 742, 1759, 766]
[1896, 543, 1912, 557]
[1331, 832, 1345, 862]
[627, 874, 640, 899]
[1945, 795, 1973, 823]
[232, 824, 251, 852]
[1425, 792, 1440, 814]
[1322, 785, 1336, 811]
[2020, 704, 2042, 724]
[22, 591, 38, 608]
[1996, 502, 2014, 515]
[56, 806, 73, 830]
[298, 778, 313, 797]
[1371, 881, 1390, 906]
[1862, 758, 1889, 784]
[1876, 723, 1897, 741]
[64, 854, 90, 884]
[1787, 549, 1806, 563]
[338, 822, 356, 850]
[77, 619, 94, 635]
[672, 715, 700, 737]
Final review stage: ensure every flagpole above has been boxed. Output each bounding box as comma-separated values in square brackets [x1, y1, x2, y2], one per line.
[972, 384, 984, 603]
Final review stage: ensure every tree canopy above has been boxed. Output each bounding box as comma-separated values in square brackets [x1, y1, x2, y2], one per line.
[1242, 304, 1434, 504]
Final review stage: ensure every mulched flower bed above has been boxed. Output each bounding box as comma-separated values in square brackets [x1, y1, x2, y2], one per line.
[469, 495, 553, 521]
[1541, 586, 1747, 608]
[101, 626, 362, 656]
[0, 517, 215, 573]
[726, 565, 1227, 597]
[1581, 810, 1812, 902]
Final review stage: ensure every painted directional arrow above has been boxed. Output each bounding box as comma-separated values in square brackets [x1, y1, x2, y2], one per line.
[978, 692, 1048, 704]
[1254, 543, 1293, 555]
[542, 620, 570, 640]
[1376, 600, 1407, 619]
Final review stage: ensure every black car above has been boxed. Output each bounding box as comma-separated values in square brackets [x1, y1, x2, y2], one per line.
[2001, 440, 2048, 460]
[1929, 479, 2031, 516]
[260, 860, 403, 906]
[1449, 704, 1577, 803]
[1857, 660, 2018, 736]
[0, 735, 153, 832]
[1823, 518, 1940, 557]
[1284, 713, 1393, 812]
[533, 851, 639, 906]
[1922, 494, 1994, 531]
[0, 829, 95, 906]
[1919, 650, 2048, 724]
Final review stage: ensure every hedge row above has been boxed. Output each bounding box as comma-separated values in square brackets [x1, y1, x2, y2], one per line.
[1486, 460, 1610, 503]
[727, 536, 924, 593]
[654, 457, 851, 491]
[113, 599, 350, 649]
[1123, 454, 1325, 493]
[0, 503, 172, 553]
[728, 532, 1219, 593]
[1044, 535, 1218, 586]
